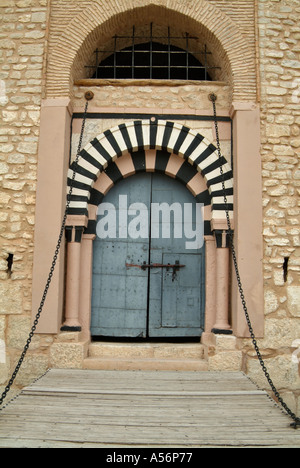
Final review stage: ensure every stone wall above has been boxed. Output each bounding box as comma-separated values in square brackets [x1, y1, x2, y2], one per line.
[0, 0, 299, 417]
[0, 0, 49, 396]
[252, 0, 300, 413]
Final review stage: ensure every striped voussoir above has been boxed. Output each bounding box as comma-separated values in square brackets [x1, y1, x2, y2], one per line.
[67, 120, 233, 228]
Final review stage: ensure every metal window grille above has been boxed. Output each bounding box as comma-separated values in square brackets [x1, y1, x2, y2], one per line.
[85, 24, 220, 81]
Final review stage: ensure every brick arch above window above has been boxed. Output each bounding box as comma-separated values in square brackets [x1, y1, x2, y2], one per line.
[46, 0, 257, 102]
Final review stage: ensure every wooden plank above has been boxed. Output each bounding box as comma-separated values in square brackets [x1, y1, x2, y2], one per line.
[23, 387, 266, 397]
[0, 369, 299, 448]
[28, 369, 260, 391]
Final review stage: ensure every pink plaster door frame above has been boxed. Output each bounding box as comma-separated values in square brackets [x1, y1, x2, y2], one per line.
[230, 103, 264, 338]
[31, 104, 263, 340]
[31, 98, 72, 334]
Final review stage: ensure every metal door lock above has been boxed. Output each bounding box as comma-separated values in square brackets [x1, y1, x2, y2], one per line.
[126, 260, 185, 280]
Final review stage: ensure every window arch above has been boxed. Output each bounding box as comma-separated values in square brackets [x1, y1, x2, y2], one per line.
[85, 23, 219, 82]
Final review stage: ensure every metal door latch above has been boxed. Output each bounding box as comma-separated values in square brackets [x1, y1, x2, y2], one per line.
[126, 261, 185, 281]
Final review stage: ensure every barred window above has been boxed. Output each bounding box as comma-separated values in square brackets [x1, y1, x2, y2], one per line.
[85, 24, 219, 82]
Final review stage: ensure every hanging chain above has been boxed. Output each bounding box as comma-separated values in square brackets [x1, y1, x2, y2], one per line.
[0, 101, 89, 410]
[210, 93, 300, 429]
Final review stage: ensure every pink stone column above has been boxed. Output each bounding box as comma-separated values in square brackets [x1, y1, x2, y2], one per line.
[203, 236, 217, 334]
[79, 233, 96, 339]
[212, 231, 231, 333]
[61, 226, 84, 331]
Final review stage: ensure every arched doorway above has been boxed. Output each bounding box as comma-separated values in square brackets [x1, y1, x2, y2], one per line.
[91, 171, 205, 338]
[62, 121, 234, 339]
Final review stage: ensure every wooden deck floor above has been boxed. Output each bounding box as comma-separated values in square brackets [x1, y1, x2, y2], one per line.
[0, 369, 299, 448]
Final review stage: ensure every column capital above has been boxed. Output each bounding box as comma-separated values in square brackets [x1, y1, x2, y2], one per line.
[65, 225, 85, 243]
[211, 218, 234, 232]
[214, 229, 231, 249]
[41, 97, 73, 116]
[229, 101, 258, 119]
[65, 214, 88, 228]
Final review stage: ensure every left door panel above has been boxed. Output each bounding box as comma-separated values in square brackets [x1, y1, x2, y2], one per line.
[91, 174, 151, 338]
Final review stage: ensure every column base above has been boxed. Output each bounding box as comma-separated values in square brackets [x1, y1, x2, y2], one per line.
[61, 322, 82, 332]
[211, 328, 233, 335]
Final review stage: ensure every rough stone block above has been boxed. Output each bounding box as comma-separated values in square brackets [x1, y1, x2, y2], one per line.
[50, 341, 88, 369]
[213, 334, 237, 351]
[14, 354, 49, 387]
[264, 289, 279, 314]
[0, 361, 9, 386]
[261, 318, 300, 349]
[287, 286, 300, 317]
[266, 124, 290, 138]
[0, 283, 23, 315]
[7, 315, 31, 348]
[18, 45, 44, 56]
[247, 355, 300, 392]
[208, 351, 243, 371]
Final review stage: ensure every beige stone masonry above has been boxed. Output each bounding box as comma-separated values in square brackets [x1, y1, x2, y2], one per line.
[0, 0, 47, 394]
[258, 0, 300, 416]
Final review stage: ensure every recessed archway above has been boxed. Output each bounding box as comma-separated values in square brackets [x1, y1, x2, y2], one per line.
[45, 0, 257, 102]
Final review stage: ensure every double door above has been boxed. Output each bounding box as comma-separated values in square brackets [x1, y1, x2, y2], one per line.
[91, 173, 205, 338]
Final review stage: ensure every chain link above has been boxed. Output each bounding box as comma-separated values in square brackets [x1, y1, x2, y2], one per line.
[0, 101, 89, 410]
[210, 94, 300, 429]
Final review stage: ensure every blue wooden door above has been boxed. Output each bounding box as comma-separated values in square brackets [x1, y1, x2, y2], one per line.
[91, 173, 205, 338]
[91, 174, 151, 337]
[148, 173, 205, 337]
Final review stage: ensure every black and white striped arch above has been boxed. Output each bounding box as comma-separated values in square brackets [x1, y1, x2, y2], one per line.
[67, 119, 233, 224]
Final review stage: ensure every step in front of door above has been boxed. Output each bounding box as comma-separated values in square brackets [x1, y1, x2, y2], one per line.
[83, 342, 208, 371]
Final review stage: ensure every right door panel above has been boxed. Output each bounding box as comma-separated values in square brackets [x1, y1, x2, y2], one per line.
[148, 173, 205, 338]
